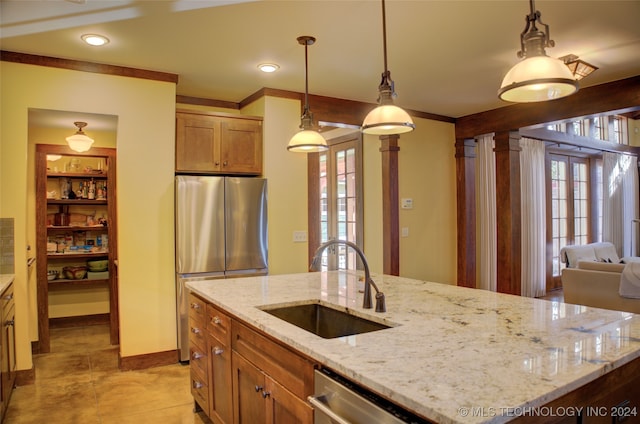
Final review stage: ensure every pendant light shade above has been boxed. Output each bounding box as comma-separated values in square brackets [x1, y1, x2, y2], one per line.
[287, 36, 328, 153]
[362, 0, 415, 135]
[66, 121, 94, 152]
[498, 0, 578, 103]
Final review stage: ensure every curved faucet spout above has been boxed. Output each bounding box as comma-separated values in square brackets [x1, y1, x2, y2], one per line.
[310, 240, 386, 312]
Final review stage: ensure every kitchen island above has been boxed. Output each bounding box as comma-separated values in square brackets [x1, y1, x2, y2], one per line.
[187, 271, 640, 423]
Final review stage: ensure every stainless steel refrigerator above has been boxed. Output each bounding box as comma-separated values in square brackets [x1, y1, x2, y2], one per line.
[175, 175, 267, 361]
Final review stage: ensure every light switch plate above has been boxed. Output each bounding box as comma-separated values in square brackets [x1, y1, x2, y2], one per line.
[401, 198, 413, 209]
[293, 231, 308, 243]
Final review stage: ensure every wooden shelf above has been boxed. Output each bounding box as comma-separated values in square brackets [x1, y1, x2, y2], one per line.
[49, 278, 109, 288]
[47, 225, 107, 231]
[47, 172, 106, 179]
[47, 199, 107, 205]
[47, 252, 108, 259]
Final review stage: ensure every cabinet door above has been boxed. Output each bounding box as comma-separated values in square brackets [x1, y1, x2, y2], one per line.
[209, 335, 233, 424]
[220, 120, 262, 175]
[232, 352, 265, 424]
[176, 114, 221, 172]
[265, 375, 313, 424]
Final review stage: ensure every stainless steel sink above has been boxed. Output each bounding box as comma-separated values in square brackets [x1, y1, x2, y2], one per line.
[261, 302, 391, 339]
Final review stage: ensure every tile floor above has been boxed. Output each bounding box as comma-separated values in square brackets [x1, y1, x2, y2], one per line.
[5, 325, 212, 423]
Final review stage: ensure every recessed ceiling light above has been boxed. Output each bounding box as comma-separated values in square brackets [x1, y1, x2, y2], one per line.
[81, 34, 110, 46]
[258, 63, 279, 73]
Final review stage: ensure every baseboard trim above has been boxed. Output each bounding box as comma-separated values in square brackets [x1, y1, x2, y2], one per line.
[49, 313, 110, 328]
[119, 349, 179, 371]
[16, 365, 36, 386]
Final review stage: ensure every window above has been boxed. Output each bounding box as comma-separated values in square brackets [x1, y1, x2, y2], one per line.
[543, 113, 628, 144]
[547, 154, 601, 290]
[313, 136, 363, 271]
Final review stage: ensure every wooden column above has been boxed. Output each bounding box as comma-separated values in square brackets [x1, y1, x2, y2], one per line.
[494, 131, 522, 295]
[455, 138, 477, 288]
[380, 135, 400, 276]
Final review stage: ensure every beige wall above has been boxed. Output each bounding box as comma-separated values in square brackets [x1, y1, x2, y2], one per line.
[1, 61, 177, 367]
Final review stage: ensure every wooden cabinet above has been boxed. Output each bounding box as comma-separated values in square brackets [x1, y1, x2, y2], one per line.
[205, 303, 233, 424]
[0, 282, 16, 421]
[231, 321, 313, 424]
[176, 110, 263, 175]
[35, 145, 119, 353]
[188, 294, 314, 424]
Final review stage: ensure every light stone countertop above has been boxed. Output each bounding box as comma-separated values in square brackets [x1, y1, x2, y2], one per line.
[0, 274, 15, 294]
[187, 271, 640, 424]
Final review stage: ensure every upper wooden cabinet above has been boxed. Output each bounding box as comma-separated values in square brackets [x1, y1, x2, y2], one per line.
[176, 110, 263, 175]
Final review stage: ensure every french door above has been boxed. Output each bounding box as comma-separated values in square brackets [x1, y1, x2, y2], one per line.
[546, 154, 594, 290]
[314, 135, 363, 271]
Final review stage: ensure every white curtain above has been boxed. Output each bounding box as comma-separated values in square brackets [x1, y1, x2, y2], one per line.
[603, 152, 639, 257]
[520, 137, 546, 298]
[476, 134, 497, 291]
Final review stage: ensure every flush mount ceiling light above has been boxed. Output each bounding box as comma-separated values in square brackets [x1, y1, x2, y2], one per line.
[66, 121, 94, 152]
[498, 0, 578, 103]
[287, 36, 328, 153]
[559, 54, 598, 80]
[81, 34, 110, 46]
[258, 63, 279, 73]
[362, 0, 415, 136]
[46, 154, 62, 162]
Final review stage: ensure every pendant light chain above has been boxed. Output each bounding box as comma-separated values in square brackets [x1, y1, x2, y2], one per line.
[304, 39, 310, 116]
[382, 0, 388, 76]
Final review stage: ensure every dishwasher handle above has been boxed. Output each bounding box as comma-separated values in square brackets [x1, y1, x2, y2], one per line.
[308, 394, 352, 424]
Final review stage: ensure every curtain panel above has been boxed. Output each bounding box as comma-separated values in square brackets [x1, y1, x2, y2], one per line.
[603, 152, 639, 257]
[476, 134, 497, 292]
[520, 137, 546, 298]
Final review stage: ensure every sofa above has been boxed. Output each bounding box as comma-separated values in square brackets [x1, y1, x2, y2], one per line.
[560, 242, 640, 314]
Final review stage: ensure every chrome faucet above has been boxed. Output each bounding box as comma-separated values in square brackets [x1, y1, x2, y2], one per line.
[310, 240, 386, 312]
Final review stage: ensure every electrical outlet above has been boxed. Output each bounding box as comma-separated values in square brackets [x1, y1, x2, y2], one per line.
[401, 198, 413, 209]
[401, 227, 409, 237]
[293, 231, 308, 243]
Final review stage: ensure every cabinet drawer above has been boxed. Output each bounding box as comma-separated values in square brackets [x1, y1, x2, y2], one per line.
[1, 283, 14, 311]
[206, 303, 231, 345]
[189, 321, 207, 351]
[188, 293, 206, 323]
[189, 344, 208, 378]
[190, 370, 209, 412]
[232, 321, 315, 399]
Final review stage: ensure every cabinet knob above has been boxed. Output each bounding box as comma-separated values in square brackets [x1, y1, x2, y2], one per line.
[3, 294, 13, 301]
[212, 316, 221, 325]
[254, 385, 263, 392]
[215, 161, 220, 166]
[6, 320, 14, 327]
[192, 381, 204, 389]
[192, 351, 204, 360]
[212, 346, 224, 355]
[223, 161, 228, 166]
[190, 327, 201, 334]
[190, 302, 200, 310]
[261, 391, 271, 399]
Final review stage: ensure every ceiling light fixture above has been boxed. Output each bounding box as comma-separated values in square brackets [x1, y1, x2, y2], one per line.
[258, 63, 279, 73]
[287, 36, 328, 153]
[559, 54, 598, 81]
[498, 0, 578, 103]
[66, 122, 94, 152]
[46, 154, 62, 162]
[81, 34, 109, 46]
[362, 0, 415, 136]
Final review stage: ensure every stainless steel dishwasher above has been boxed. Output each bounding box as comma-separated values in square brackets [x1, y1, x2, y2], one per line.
[309, 368, 431, 424]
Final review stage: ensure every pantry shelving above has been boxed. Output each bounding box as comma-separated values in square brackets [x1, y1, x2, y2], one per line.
[35, 144, 118, 353]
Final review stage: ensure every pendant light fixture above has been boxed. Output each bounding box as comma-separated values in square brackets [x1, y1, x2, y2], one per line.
[287, 36, 328, 153]
[362, 0, 415, 136]
[66, 121, 94, 152]
[498, 0, 578, 103]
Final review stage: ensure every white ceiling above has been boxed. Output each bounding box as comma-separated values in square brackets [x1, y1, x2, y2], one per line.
[2, 0, 640, 123]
